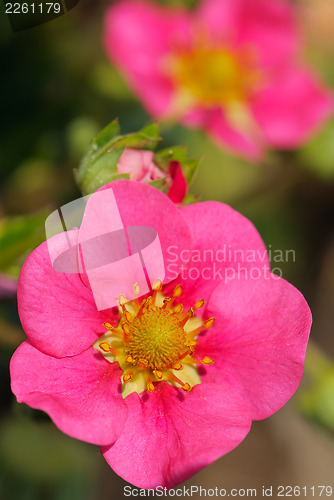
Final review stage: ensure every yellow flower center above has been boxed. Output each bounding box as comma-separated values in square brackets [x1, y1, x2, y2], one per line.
[94, 281, 215, 399]
[166, 39, 262, 111]
[126, 308, 189, 370]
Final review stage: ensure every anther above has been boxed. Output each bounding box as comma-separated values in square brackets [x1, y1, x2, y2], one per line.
[154, 369, 163, 380]
[103, 322, 113, 331]
[202, 356, 214, 365]
[204, 317, 215, 329]
[133, 282, 140, 294]
[147, 382, 155, 393]
[99, 342, 111, 352]
[153, 279, 163, 291]
[123, 373, 132, 383]
[174, 304, 183, 314]
[194, 299, 205, 310]
[180, 308, 194, 326]
[125, 311, 132, 322]
[173, 284, 182, 297]
[125, 355, 134, 364]
[173, 363, 183, 371]
[188, 307, 194, 318]
[118, 294, 127, 306]
[122, 323, 130, 334]
[182, 383, 192, 392]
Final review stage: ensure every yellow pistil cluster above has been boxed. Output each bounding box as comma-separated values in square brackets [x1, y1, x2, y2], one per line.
[167, 39, 261, 111]
[93, 281, 215, 398]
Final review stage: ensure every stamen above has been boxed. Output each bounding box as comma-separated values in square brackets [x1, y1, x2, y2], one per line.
[147, 382, 155, 393]
[125, 311, 132, 322]
[122, 323, 130, 334]
[154, 369, 163, 380]
[179, 308, 194, 327]
[94, 283, 215, 399]
[194, 299, 205, 310]
[173, 304, 183, 314]
[119, 294, 127, 306]
[173, 363, 183, 371]
[153, 279, 163, 291]
[202, 356, 214, 365]
[182, 383, 192, 392]
[123, 373, 132, 383]
[204, 317, 215, 329]
[103, 322, 114, 331]
[162, 297, 172, 309]
[99, 342, 111, 352]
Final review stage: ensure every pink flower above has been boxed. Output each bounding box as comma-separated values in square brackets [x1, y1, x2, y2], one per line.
[103, 0, 333, 160]
[10, 180, 311, 488]
[117, 148, 187, 203]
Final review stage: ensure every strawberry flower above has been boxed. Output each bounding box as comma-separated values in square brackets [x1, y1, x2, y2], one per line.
[10, 181, 311, 488]
[104, 0, 333, 160]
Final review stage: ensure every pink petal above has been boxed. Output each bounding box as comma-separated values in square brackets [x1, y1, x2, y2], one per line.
[103, 1, 191, 117]
[117, 149, 154, 181]
[18, 231, 109, 358]
[10, 342, 126, 446]
[175, 201, 270, 305]
[196, 274, 312, 420]
[117, 149, 165, 182]
[251, 68, 333, 147]
[167, 161, 187, 204]
[197, 0, 298, 70]
[192, 108, 265, 161]
[102, 381, 251, 489]
[100, 180, 192, 283]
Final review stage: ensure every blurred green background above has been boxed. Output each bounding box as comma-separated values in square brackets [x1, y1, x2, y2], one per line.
[1, 0, 334, 498]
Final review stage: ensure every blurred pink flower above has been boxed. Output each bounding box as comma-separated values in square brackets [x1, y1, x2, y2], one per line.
[11, 181, 311, 488]
[117, 148, 187, 203]
[104, 0, 333, 160]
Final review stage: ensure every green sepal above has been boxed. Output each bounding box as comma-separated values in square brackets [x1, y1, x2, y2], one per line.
[153, 146, 188, 171]
[148, 176, 169, 192]
[75, 121, 161, 195]
[76, 147, 125, 195]
[154, 146, 200, 186]
[179, 158, 201, 186]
